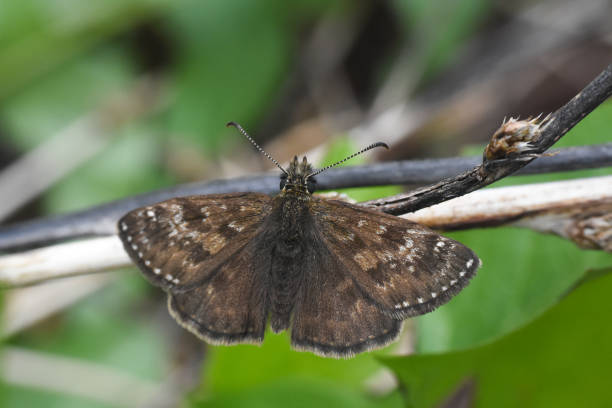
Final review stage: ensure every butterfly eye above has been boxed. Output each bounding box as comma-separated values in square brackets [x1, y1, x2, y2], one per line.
[280, 173, 288, 190]
[306, 177, 317, 193]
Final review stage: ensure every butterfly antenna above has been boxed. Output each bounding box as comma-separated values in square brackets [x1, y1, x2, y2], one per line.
[227, 122, 287, 174]
[307, 142, 389, 178]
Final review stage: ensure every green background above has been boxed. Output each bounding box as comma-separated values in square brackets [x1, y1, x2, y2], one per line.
[0, 1, 610, 407]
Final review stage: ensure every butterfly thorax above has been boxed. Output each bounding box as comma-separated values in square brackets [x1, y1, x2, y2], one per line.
[272, 155, 316, 266]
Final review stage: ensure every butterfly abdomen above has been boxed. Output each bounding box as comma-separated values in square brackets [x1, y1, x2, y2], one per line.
[268, 250, 304, 332]
[266, 194, 313, 332]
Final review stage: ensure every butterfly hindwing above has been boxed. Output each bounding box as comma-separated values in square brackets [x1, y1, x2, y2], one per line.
[290, 236, 402, 358]
[118, 193, 273, 292]
[167, 237, 269, 345]
[312, 198, 481, 318]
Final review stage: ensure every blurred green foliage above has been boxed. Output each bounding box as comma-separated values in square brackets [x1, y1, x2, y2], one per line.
[168, 0, 330, 152]
[0, 0, 167, 99]
[392, 0, 491, 84]
[0, 1, 610, 407]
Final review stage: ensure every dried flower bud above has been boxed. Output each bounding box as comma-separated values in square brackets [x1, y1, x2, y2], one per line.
[484, 116, 546, 161]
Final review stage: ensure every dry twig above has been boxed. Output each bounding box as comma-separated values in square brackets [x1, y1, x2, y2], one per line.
[362, 64, 612, 214]
[0, 142, 610, 251]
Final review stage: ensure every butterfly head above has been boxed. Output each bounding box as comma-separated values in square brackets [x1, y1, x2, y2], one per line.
[280, 156, 317, 194]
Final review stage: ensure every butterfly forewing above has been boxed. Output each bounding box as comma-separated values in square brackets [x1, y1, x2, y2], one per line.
[312, 198, 480, 318]
[118, 193, 273, 292]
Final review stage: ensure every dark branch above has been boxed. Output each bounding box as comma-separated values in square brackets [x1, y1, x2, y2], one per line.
[1, 141, 611, 251]
[362, 63, 612, 215]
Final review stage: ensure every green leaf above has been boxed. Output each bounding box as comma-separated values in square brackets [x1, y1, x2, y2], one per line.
[188, 378, 403, 408]
[381, 268, 612, 407]
[194, 331, 404, 407]
[416, 228, 612, 353]
[202, 330, 391, 394]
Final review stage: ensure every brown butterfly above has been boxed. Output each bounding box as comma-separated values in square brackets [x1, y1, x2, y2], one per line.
[118, 123, 480, 358]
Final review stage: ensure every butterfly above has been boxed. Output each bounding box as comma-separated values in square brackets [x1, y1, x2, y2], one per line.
[118, 122, 480, 358]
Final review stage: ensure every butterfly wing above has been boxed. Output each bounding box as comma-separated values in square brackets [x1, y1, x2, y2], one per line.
[167, 237, 270, 345]
[290, 235, 402, 358]
[118, 193, 273, 344]
[311, 197, 481, 319]
[118, 193, 272, 291]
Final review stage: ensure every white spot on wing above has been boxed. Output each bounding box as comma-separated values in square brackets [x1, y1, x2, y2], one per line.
[228, 221, 245, 232]
[146, 210, 155, 217]
[417, 297, 424, 304]
[121, 222, 128, 231]
[402, 300, 409, 307]
[466, 259, 474, 268]
[358, 220, 367, 227]
[381, 251, 394, 261]
[376, 225, 387, 235]
[153, 268, 161, 275]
